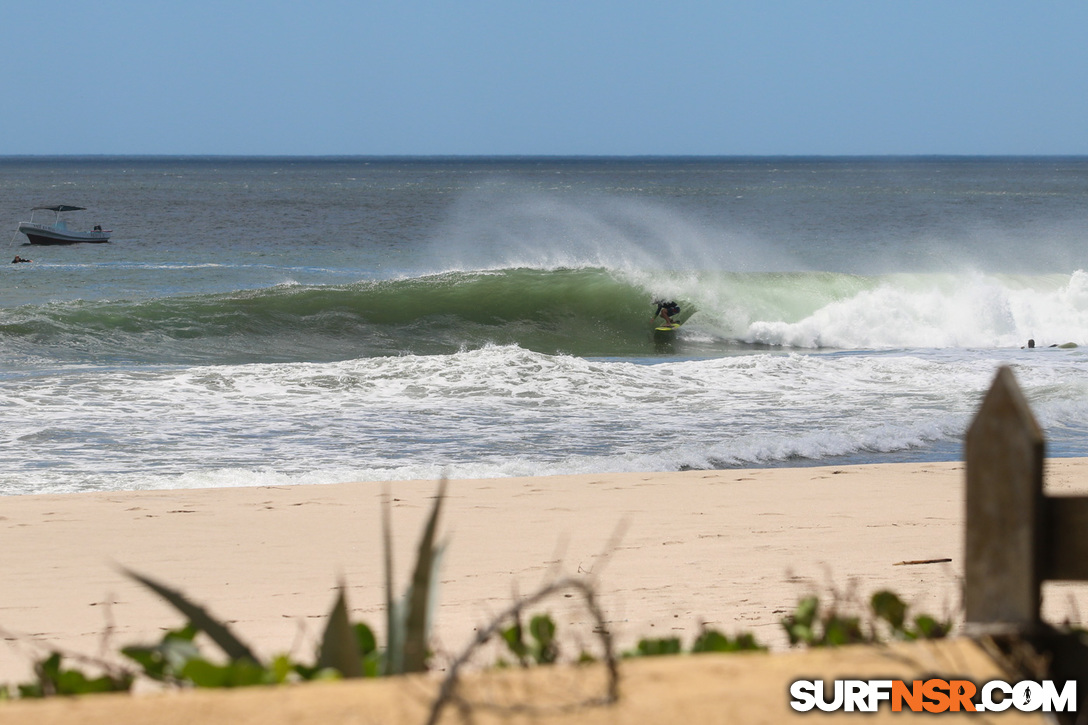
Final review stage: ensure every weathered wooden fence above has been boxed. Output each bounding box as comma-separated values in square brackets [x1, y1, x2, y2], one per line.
[965, 365, 1088, 633]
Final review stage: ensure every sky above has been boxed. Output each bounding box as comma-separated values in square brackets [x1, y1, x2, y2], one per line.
[3, 1, 1087, 156]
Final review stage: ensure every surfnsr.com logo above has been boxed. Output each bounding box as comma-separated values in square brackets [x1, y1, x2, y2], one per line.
[789, 678, 1077, 713]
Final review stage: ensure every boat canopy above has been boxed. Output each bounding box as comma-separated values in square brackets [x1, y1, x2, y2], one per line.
[32, 205, 86, 212]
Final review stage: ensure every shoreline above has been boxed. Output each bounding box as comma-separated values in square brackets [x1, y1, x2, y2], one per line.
[1, 460, 1086, 685]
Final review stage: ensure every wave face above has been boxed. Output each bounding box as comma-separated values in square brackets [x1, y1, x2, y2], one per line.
[4, 266, 1088, 365]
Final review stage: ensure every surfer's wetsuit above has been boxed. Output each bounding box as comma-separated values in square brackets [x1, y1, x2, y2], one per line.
[654, 300, 680, 324]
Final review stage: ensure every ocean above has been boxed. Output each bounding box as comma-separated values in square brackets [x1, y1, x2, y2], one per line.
[2, 156, 1087, 495]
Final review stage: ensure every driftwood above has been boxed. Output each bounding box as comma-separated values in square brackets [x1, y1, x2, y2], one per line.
[893, 558, 952, 566]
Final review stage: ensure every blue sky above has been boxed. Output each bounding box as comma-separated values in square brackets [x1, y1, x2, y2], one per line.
[3, 1, 1087, 156]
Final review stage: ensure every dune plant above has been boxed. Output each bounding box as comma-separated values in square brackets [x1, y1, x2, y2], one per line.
[6, 653, 132, 698]
[628, 626, 765, 658]
[781, 590, 951, 648]
[501, 612, 560, 666]
[691, 628, 765, 654]
[121, 479, 447, 688]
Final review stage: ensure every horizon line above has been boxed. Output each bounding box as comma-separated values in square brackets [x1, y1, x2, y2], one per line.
[2, 153, 1087, 161]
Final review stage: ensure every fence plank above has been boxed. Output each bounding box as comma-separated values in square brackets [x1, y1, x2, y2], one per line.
[1045, 496, 1088, 581]
[964, 366, 1045, 628]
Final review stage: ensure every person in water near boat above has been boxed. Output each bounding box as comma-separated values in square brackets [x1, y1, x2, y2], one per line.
[11, 256, 30, 264]
[652, 299, 680, 326]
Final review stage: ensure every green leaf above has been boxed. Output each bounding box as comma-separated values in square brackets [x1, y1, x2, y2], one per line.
[529, 614, 556, 647]
[781, 596, 820, 646]
[529, 614, 557, 664]
[354, 623, 378, 657]
[871, 590, 908, 631]
[56, 669, 129, 695]
[269, 655, 296, 684]
[317, 586, 362, 678]
[181, 658, 269, 688]
[382, 492, 401, 676]
[691, 629, 730, 652]
[124, 568, 262, 666]
[229, 660, 272, 687]
[181, 659, 229, 688]
[27, 653, 132, 696]
[291, 661, 336, 682]
[123, 623, 206, 682]
[912, 615, 949, 640]
[794, 596, 819, 627]
[402, 478, 447, 673]
[731, 632, 765, 652]
[634, 637, 681, 656]
[501, 619, 529, 660]
[791, 625, 814, 646]
[17, 683, 43, 699]
[361, 649, 383, 678]
[823, 615, 863, 646]
[38, 652, 62, 682]
[690, 629, 766, 653]
[121, 646, 165, 680]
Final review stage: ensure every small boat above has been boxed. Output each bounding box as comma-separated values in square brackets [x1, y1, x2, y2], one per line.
[17, 206, 111, 245]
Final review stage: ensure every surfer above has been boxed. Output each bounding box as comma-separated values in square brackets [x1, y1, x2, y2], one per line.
[652, 299, 680, 326]
[10, 256, 30, 264]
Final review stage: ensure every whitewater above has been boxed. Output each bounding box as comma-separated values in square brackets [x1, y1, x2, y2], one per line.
[2, 156, 1087, 495]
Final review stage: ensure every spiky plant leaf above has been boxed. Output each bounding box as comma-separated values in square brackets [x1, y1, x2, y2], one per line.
[318, 586, 362, 678]
[123, 568, 262, 665]
[402, 478, 447, 673]
[381, 491, 403, 675]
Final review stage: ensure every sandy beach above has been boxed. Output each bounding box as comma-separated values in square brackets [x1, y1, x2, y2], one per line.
[2, 459, 1087, 690]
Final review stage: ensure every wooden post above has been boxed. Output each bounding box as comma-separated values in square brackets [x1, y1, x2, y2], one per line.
[1046, 497, 1088, 581]
[964, 366, 1045, 631]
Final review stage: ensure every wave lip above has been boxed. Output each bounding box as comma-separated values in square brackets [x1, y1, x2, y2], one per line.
[741, 270, 1088, 350]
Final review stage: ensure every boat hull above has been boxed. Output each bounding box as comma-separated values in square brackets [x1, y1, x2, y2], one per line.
[18, 223, 110, 245]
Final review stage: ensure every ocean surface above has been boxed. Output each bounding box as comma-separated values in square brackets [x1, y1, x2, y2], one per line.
[2, 156, 1087, 495]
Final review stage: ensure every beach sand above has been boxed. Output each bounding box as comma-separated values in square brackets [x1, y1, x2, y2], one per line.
[0, 460, 1086, 706]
